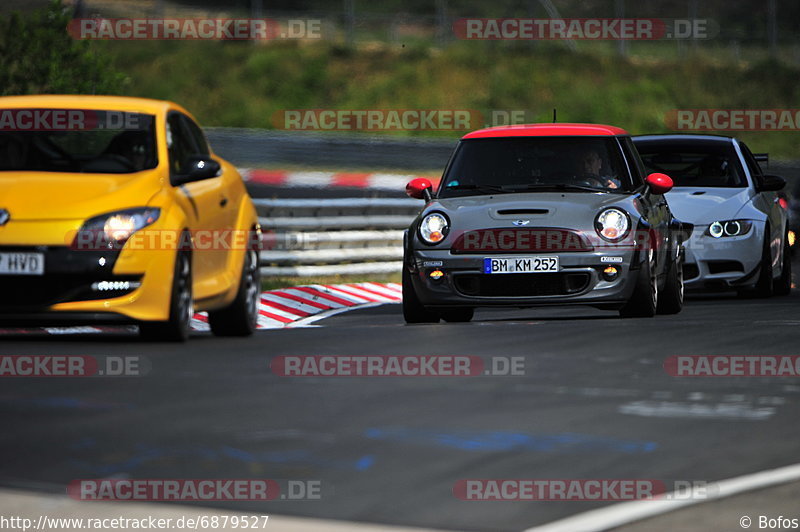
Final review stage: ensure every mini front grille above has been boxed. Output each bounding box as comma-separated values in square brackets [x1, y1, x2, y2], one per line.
[454, 272, 590, 297]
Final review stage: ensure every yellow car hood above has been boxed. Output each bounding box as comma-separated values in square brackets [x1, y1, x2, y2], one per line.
[0, 170, 162, 221]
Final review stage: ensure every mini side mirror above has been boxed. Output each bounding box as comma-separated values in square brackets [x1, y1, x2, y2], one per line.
[406, 178, 434, 200]
[645, 172, 673, 195]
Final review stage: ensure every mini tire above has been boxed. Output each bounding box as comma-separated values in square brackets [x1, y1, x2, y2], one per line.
[657, 251, 684, 315]
[619, 249, 658, 318]
[402, 267, 439, 324]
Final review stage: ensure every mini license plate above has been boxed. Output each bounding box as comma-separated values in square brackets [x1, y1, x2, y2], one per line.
[483, 256, 559, 274]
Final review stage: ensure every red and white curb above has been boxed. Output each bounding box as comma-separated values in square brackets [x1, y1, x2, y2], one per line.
[241, 168, 439, 191]
[0, 283, 402, 335]
[193, 282, 402, 331]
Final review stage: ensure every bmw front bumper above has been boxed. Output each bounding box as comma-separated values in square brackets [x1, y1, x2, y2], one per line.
[682, 223, 764, 290]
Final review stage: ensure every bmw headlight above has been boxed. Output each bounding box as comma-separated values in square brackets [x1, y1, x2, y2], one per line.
[595, 208, 630, 242]
[706, 220, 752, 238]
[75, 208, 161, 249]
[419, 212, 449, 244]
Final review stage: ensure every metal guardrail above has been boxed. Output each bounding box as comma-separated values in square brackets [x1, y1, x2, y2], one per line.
[253, 198, 419, 276]
[207, 128, 456, 171]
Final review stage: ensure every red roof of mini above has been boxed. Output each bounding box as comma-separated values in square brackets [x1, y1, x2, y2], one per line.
[462, 123, 629, 139]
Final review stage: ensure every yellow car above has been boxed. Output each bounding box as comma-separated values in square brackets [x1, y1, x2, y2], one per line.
[0, 95, 261, 341]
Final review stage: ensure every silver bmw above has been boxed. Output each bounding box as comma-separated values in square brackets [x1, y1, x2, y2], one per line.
[633, 134, 790, 297]
[402, 124, 692, 323]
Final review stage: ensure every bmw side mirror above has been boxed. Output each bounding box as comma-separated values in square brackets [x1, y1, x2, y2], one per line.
[645, 172, 673, 195]
[759, 174, 786, 192]
[173, 156, 221, 186]
[406, 178, 434, 201]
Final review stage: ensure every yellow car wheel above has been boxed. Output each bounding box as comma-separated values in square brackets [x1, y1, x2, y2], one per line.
[139, 250, 193, 342]
[208, 248, 260, 336]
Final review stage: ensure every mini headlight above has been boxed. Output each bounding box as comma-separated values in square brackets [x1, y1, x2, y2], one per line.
[419, 213, 449, 244]
[595, 208, 630, 242]
[707, 219, 752, 238]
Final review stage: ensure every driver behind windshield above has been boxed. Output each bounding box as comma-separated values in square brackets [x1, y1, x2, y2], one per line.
[578, 148, 620, 189]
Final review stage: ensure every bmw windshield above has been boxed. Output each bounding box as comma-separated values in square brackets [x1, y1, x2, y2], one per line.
[635, 141, 747, 188]
[438, 137, 634, 198]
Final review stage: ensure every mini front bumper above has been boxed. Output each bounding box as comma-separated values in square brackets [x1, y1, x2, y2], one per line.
[408, 248, 641, 308]
[682, 224, 763, 290]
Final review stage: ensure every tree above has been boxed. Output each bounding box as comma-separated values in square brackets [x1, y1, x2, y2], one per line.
[0, 0, 126, 95]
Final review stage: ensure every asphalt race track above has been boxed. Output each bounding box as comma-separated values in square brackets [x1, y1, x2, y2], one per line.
[2, 271, 800, 532]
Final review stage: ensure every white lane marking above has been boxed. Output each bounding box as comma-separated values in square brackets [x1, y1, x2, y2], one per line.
[524, 462, 800, 532]
[287, 302, 387, 327]
[43, 326, 102, 334]
[256, 315, 288, 329]
[618, 400, 775, 420]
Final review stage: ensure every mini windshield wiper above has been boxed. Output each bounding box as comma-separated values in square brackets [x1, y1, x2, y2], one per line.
[508, 183, 610, 193]
[445, 184, 512, 194]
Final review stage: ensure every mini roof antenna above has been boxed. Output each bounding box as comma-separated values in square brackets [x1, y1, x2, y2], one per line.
[553, 108, 557, 123]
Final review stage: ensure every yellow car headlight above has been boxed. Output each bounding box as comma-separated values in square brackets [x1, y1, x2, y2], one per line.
[75, 208, 160, 250]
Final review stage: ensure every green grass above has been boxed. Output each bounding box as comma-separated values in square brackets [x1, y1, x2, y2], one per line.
[99, 39, 800, 159]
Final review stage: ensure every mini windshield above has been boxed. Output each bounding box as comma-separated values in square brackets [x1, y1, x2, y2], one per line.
[438, 137, 632, 198]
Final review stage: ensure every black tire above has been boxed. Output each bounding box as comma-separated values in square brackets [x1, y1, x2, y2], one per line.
[402, 267, 439, 323]
[619, 249, 658, 318]
[657, 251, 684, 315]
[208, 248, 261, 336]
[774, 231, 792, 296]
[139, 250, 193, 342]
[741, 232, 774, 299]
[440, 307, 474, 323]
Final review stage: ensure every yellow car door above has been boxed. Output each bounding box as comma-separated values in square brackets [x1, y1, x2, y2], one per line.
[166, 112, 229, 301]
